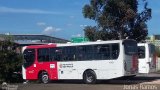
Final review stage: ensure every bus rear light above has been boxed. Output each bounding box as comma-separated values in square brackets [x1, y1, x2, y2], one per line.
[153, 53, 157, 65]
[152, 53, 157, 68]
[132, 54, 138, 72]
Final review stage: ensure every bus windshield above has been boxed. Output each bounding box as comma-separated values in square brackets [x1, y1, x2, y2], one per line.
[23, 49, 35, 68]
[123, 40, 138, 55]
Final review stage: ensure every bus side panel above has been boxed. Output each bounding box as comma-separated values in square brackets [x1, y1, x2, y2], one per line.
[144, 44, 150, 73]
[138, 44, 148, 73]
[57, 61, 96, 80]
[96, 60, 124, 79]
[36, 62, 58, 80]
[149, 44, 157, 73]
[138, 58, 149, 73]
[25, 62, 58, 80]
[25, 64, 38, 80]
[138, 43, 157, 74]
[97, 44, 124, 80]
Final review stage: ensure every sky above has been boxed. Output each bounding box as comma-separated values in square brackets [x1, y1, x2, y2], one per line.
[0, 0, 159, 40]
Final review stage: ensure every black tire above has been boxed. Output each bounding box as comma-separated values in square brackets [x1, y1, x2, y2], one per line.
[39, 72, 50, 84]
[83, 70, 97, 84]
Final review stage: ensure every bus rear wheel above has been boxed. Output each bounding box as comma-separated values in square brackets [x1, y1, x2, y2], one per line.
[83, 70, 97, 84]
[39, 72, 50, 84]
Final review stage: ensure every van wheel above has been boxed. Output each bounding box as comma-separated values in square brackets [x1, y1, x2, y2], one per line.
[39, 72, 50, 84]
[83, 70, 97, 84]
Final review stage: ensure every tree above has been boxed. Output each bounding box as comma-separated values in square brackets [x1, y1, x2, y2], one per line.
[82, 0, 151, 42]
[0, 35, 23, 83]
[84, 26, 96, 41]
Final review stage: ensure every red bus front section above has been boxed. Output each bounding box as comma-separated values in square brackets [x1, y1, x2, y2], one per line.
[24, 44, 58, 80]
[37, 62, 58, 80]
[25, 62, 58, 80]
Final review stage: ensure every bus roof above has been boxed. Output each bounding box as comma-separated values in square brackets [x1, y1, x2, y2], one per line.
[24, 39, 136, 49]
[57, 40, 124, 47]
[25, 44, 57, 49]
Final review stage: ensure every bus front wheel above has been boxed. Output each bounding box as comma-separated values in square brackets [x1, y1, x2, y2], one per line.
[39, 71, 50, 84]
[83, 70, 97, 84]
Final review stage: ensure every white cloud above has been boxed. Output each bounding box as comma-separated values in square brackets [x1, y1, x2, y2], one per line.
[67, 23, 73, 27]
[0, 6, 63, 15]
[80, 24, 87, 28]
[42, 26, 61, 35]
[37, 22, 46, 26]
[69, 15, 75, 19]
[37, 22, 62, 35]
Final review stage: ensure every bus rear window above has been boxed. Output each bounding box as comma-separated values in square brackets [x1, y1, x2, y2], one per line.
[149, 44, 156, 57]
[138, 46, 145, 59]
[123, 40, 138, 55]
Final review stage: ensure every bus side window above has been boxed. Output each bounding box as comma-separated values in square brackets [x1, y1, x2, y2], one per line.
[95, 44, 110, 60]
[38, 48, 50, 62]
[54, 48, 62, 61]
[111, 43, 119, 59]
[50, 48, 56, 61]
[62, 46, 76, 61]
[84, 46, 93, 60]
[76, 46, 84, 61]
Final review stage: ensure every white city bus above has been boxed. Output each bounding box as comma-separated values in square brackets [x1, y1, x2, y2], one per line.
[138, 43, 157, 73]
[22, 39, 138, 84]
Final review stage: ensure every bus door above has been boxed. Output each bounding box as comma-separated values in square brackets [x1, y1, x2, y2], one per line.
[23, 49, 37, 79]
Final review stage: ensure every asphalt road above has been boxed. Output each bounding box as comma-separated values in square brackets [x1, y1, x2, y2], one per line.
[2, 73, 160, 90]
